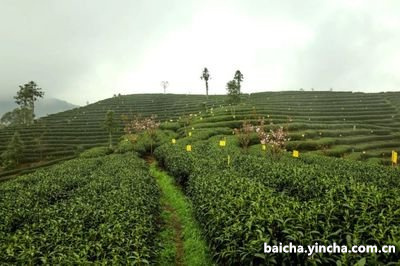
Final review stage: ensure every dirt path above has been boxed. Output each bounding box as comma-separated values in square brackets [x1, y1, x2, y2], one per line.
[143, 155, 156, 164]
[164, 205, 185, 266]
[148, 159, 213, 266]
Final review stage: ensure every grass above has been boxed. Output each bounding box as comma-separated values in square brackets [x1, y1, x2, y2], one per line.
[157, 208, 177, 265]
[150, 163, 213, 266]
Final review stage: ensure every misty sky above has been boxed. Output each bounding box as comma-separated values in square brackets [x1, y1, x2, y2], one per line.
[1, 0, 399, 105]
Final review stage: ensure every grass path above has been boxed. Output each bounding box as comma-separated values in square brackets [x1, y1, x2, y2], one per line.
[149, 162, 213, 266]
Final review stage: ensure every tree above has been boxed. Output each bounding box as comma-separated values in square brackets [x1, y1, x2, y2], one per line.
[180, 113, 194, 136]
[1, 131, 24, 169]
[103, 110, 118, 149]
[161, 81, 169, 94]
[234, 70, 244, 94]
[0, 108, 24, 127]
[233, 121, 254, 150]
[256, 118, 290, 158]
[226, 80, 240, 104]
[14, 81, 44, 125]
[200, 67, 210, 98]
[124, 115, 160, 154]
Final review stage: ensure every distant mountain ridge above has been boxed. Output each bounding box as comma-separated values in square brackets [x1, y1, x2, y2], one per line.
[0, 98, 78, 118]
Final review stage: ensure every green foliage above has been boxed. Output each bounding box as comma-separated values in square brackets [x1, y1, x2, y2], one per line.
[115, 136, 136, 154]
[131, 130, 176, 156]
[0, 108, 25, 127]
[150, 164, 212, 266]
[32, 121, 48, 161]
[123, 115, 161, 154]
[226, 80, 240, 104]
[155, 139, 400, 265]
[14, 81, 44, 125]
[79, 146, 113, 158]
[1, 90, 400, 264]
[1, 91, 400, 171]
[233, 120, 254, 150]
[75, 144, 85, 156]
[234, 70, 243, 94]
[1, 131, 24, 170]
[201, 67, 211, 97]
[0, 154, 160, 264]
[160, 121, 181, 131]
[103, 110, 118, 149]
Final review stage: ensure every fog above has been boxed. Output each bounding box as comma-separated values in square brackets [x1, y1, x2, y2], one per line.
[1, 0, 399, 105]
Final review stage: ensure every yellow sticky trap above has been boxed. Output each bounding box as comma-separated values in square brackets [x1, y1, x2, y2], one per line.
[293, 150, 299, 158]
[262, 144, 266, 151]
[186, 145, 192, 152]
[392, 150, 397, 164]
[171, 139, 176, 144]
[188, 132, 192, 137]
[219, 140, 226, 147]
[227, 155, 230, 165]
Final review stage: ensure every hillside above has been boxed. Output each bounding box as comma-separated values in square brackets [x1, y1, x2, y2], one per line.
[0, 94, 225, 164]
[190, 91, 400, 165]
[0, 91, 399, 169]
[1, 91, 400, 264]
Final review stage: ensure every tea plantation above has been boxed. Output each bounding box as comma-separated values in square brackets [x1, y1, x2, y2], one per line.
[1, 91, 399, 170]
[0, 91, 399, 264]
[0, 94, 226, 166]
[0, 153, 160, 264]
[155, 137, 400, 264]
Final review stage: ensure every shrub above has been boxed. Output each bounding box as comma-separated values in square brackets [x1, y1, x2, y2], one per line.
[0, 154, 160, 264]
[115, 138, 135, 153]
[155, 139, 400, 264]
[256, 119, 289, 158]
[79, 146, 113, 158]
[233, 120, 254, 150]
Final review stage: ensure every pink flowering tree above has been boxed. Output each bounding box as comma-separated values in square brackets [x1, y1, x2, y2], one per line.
[256, 118, 290, 158]
[123, 114, 160, 154]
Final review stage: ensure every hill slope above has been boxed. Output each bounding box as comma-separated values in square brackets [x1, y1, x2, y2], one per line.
[0, 91, 399, 167]
[0, 94, 225, 163]
[190, 91, 400, 164]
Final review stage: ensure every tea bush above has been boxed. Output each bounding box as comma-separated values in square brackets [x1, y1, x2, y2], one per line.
[79, 146, 113, 158]
[155, 140, 400, 264]
[0, 154, 160, 264]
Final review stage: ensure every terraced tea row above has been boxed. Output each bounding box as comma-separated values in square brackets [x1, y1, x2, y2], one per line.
[1, 91, 399, 170]
[0, 153, 160, 264]
[188, 91, 400, 164]
[0, 94, 225, 164]
[155, 138, 400, 264]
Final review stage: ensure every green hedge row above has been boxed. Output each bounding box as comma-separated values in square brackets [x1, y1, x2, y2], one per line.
[0, 154, 160, 264]
[155, 140, 400, 264]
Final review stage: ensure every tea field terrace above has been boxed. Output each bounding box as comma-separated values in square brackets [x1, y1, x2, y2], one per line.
[1, 91, 400, 170]
[188, 91, 400, 165]
[0, 94, 225, 165]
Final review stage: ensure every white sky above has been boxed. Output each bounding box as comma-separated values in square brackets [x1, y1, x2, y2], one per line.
[0, 0, 399, 105]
